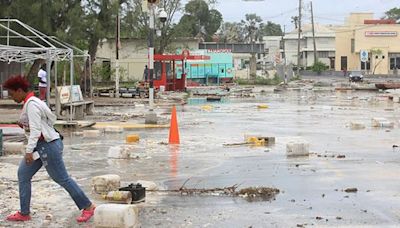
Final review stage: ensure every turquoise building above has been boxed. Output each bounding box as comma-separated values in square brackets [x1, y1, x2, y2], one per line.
[176, 49, 234, 84]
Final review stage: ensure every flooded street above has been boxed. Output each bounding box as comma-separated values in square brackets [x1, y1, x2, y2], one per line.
[2, 82, 400, 227]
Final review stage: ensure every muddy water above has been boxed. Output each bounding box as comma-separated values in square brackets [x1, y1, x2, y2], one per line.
[2, 88, 400, 227]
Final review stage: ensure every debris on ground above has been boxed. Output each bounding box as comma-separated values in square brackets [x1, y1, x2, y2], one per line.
[235, 187, 280, 201]
[154, 179, 280, 202]
[223, 136, 275, 147]
[344, 188, 358, 193]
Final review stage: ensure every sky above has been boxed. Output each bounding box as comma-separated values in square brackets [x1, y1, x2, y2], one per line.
[208, 0, 400, 31]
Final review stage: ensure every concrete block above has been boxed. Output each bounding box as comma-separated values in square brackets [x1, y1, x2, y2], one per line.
[350, 122, 366, 130]
[286, 142, 309, 157]
[94, 204, 139, 228]
[83, 130, 101, 138]
[3, 142, 24, 155]
[107, 146, 133, 159]
[145, 112, 158, 124]
[372, 118, 394, 128]
[136, 180, 158, 191]
[126, 135, 140, 143]
[105, 126, 124, 133]
[92, 174, 121, 194]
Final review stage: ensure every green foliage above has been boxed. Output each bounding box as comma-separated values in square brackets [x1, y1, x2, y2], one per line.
[235, 76, 282, 85]
[219, 14, 282, 42]
[261, 21, 283, 36]
[384, 7, 400, 23]
[92, 64, 112, 82]
[175, 0, 222, 41]
[311, 61, 329, 74]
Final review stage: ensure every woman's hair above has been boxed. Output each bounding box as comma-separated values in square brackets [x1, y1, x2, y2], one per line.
[3, 75, 30, 92]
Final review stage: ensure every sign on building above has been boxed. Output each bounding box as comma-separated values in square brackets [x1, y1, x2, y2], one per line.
[365, 31, 398, 37]
[360, 50, 368, 63]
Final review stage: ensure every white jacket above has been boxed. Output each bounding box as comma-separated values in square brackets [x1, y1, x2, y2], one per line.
[20, 96, 60, 154]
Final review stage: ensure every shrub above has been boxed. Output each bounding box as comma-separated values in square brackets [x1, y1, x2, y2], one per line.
[311, 61, 329, 74]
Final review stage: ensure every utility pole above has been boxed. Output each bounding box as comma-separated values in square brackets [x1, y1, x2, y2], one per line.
[282, 25, 287, 84]
[297, 0, 302, 76]
[115, 13, 120, 98]
[148, 4, 155, 109]
[145, 0, 158, 124]
[311, 0, 317, 64]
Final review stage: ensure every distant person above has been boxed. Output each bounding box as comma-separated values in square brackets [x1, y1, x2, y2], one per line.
[143, 65, 149, 82]
[342, 68, 347, 78]
[38, 64, 47, 100]
[3, 75, 96, 223]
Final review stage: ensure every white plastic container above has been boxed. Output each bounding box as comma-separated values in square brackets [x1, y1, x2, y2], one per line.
[94, 204, 139, 228]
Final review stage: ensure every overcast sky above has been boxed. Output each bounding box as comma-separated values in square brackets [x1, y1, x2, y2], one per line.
[208, 0, 399, 31]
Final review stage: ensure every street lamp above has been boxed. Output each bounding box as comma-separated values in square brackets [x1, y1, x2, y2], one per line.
[145, 0, 160, 124]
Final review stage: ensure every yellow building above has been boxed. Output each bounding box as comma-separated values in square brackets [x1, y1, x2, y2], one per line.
[335, 13, 400, 75]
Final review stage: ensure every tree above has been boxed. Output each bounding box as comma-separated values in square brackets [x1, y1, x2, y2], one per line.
[1, 0, 88, 82]
[240, 14, 263, 43]
[218, 22, 244, 42]
[384, 7, 400, 23]
[120, 0, 182, 54]
[174, 0, 222, 41]
[371, 48, 384, 75]
[260, 21, 282, 37]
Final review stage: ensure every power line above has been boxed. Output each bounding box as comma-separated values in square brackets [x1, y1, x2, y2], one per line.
[261, 8, 298, 20]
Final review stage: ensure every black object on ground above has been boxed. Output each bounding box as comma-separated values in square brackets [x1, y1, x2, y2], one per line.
[119, 183, 146, 203]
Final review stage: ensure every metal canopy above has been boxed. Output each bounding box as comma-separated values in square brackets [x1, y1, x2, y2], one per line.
[0, 19, 89, 62]
[0, 19, 92, 121]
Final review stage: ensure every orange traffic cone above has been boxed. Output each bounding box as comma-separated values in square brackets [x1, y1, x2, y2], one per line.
[169, 105, 180, 144]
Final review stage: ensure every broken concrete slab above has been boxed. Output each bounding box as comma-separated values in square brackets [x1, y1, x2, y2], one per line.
[371, 118, 394, 128]
[3, 142, 24, 155]
[286, 141, 310, 157]
[92, 174, 121, 194]
[136, 180, 158, 191]
[350, 122, 366, 130]
[107, 146, 134, 159]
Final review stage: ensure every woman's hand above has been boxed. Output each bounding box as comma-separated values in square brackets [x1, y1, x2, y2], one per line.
[25, 153, 34, 164]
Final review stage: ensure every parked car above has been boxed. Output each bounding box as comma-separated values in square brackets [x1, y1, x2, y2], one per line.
[349, 71, 364, 82]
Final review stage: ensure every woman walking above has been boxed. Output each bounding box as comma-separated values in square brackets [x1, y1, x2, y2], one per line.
[4, 75, 95, 223]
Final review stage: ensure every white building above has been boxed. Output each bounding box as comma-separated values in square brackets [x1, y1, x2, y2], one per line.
[95, 37, 200, 81]
[283, 24, 336, 69]
[262, 36, 282, 66]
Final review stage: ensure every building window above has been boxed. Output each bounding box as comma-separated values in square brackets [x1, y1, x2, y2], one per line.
[318, 51, 329, 58]
[351, 39, 355, 53]
[390, 57, 400, 70]
[361, 60, 370, 70]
